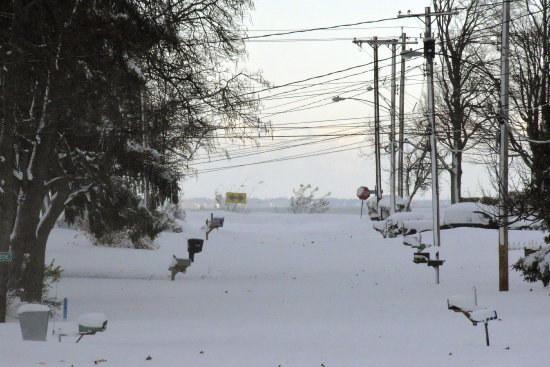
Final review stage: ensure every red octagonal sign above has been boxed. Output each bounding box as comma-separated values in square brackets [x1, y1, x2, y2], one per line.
[357, 186, 370, 200]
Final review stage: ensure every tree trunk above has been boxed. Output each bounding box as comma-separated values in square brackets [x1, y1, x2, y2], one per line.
[0, 72, 18, 322]
[10, 85, 56, 301]
[450, 150, 463, 204]
[10, 181, 47, 301]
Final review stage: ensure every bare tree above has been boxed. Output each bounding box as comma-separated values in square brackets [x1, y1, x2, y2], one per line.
[433, 0, 500, 203]
[503, 0, 550, 227]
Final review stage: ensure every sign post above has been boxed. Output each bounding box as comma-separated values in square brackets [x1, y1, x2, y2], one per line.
[356, 186, 371, 218]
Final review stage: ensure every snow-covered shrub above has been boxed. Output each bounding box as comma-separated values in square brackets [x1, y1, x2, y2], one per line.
[376, 212, 427, 238]
[366, 195, 408, 221]
[512, 245, 550, 287]
[64, 179, 179, 249]
[157, 202, 184, 232]
[289, 184, 330, 214]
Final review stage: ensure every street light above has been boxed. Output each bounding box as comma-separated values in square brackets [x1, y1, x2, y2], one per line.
[401, 49, 423, 59]
[332, 95, 389, 216]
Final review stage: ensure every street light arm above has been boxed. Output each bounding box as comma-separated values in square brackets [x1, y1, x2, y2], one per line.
[401, 49, 424, 59]
[331, 95, 391, 110]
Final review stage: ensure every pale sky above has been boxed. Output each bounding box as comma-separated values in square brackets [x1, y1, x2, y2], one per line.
[181, 0, 493, 200]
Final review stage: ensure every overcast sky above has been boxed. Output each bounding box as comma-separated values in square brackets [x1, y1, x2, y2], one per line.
[181, 0, 494, 200]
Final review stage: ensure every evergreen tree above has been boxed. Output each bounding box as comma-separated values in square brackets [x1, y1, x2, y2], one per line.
[0, 0, 263, 318]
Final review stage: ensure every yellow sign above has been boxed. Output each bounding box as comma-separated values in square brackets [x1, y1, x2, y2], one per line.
[226, 192, 247, 204]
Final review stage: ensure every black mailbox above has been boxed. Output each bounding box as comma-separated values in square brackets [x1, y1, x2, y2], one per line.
[413, 252, 430, 264]
[188, 238, 204, 262]
[427, 259, 445, 268]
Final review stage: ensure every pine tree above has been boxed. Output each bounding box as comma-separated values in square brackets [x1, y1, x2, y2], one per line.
[0, 0, 263, 315]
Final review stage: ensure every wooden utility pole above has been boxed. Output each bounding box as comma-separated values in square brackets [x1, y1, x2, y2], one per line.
[398, 6, 458, 284]
[353, 36, 416, 215]
[372, 38, 383, 206]
[398, 32, 407, 198]
[390, 41, 397, 214]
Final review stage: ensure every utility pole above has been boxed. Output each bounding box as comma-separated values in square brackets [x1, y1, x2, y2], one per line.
[390, 42, 397, 214]
[398, 6, 458, 284]
[354, 36, 416, 216]
[498, 0, 510, 292]
[372, 38, 383, 207]
[398, 32, 407, 198]
[424, 7, 441, 284]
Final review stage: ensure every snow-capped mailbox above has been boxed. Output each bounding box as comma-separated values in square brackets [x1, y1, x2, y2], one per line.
[212, 217, 224, 228]
[413, 252, 430, 264]
[188, 238, 204, 262]
[78, 313, 107, 334]
[469, 309, 497, 325]
[169, 255, 192, 281]
[205, 213, 224, 240]
[356, 186, 370, 200]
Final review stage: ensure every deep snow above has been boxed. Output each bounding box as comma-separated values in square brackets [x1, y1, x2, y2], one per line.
[1, 210, 550, 366]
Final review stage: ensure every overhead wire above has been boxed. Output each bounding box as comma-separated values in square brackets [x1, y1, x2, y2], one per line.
[187, 1, 544, 173]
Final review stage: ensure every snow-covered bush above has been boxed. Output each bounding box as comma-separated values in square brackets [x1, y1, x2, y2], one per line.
[512, 246, 550, 287]
[289, 184, 331, 214]
[375, 212, 428, 238]
[366, 195, 408, 221]
[64, 179, 180, 249]
[157, 202, 184, 232]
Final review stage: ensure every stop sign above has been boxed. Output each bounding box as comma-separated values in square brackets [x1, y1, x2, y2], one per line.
[357, 186, 370, 200]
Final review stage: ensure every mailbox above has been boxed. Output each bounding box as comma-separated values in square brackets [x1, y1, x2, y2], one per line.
[188, 238, 204, 262]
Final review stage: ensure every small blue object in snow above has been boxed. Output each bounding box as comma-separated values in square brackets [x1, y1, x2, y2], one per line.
[469, 309, 498, 325]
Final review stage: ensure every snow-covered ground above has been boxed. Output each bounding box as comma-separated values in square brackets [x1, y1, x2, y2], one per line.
[1, 210, 550, 366]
